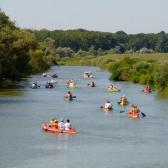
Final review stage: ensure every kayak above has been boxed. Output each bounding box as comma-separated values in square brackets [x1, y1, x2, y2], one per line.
[69, 83, 76, 88]
[128, 112, 139, 119]
[88, 84, 96, 87]
[143, 89, 151, 94]
[41, 123, 77, 134]
[108, 88, 119, 92]
[31, 85, 39, 89]
[101, 106, 113, 111]
[83, 72, 93, 78]
[50, 79, 57, 84]
[65, 96, 76, 101]
[118, 101, 129, 106]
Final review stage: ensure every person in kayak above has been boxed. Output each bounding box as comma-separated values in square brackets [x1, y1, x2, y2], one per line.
[88, 81, 96, 87]
[129, 104, 140, 114]
[31, 82, 39, 88]
[108, 84, 118, 90]
[42, 73, 47, 77]
[67, 79, 74, 85]
[64, 119, 72, 131]
[45, 82, 53, 88]
[144, 85, 151, 92]
[104, 100, 113, 109]
[49, 118, 58, 129]
[65, 91, 73, 100]
[119, 95, 128, 103]
[58, 118, 65, 130]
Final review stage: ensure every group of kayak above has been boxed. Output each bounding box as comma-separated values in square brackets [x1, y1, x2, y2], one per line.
[101, 84, 150, 119]
[41, 70, 151, 135]
[31, 72, 58, 89]
[101, 95, 128, 110]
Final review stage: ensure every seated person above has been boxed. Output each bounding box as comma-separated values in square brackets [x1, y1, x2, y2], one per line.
[104, 100, 112, 109]
[145, 85, 151, 92]
[58, 118, 65, 130]
[67, 79, 74, 85]
[108, 84, 114, 89]
[65, 91, 73, 98]
[64, 119, 72, 131]
[49, 118, 58, 129]
[46, 82, 53, 88]
[120, 95, 128, 102]
[130, 105, 140, 114]
[88, 81, 96, 87]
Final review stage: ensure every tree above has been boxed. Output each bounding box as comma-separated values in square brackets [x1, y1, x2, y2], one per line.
[155, 62, 168, 90]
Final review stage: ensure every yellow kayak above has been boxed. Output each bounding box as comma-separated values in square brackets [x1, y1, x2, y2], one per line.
[118, 101, 129, 106]
[107, 88, 119, 92]
[69, 83, 76, 88]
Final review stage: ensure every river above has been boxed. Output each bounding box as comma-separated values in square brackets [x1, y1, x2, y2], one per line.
[0, 66, 168, 168]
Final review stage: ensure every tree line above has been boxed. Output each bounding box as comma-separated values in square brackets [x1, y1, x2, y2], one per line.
[33, 29, 168, 54]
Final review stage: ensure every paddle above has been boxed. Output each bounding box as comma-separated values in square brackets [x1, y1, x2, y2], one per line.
[64, 96, 76, 101]
[119, 110, 125, 113]
[140, 112, 146, 118]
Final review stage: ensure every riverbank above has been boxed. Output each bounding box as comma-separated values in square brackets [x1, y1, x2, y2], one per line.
[58, 53, 168, 97]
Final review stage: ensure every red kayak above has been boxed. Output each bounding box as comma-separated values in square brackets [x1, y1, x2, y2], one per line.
[142, 89, 151, 94]
[41, 123, 77, 134]
[128, 112, 139, 119]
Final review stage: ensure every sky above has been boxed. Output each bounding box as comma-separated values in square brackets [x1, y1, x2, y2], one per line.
[0, 0, 168, 34]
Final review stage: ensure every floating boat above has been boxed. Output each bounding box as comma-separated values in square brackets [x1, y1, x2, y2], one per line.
[68, 83, 76, 88]
[143, 89, 151, 94]
[118, 101, 129, 106]
[107, 88, 120, 92]
[41, 123, 77, 134]
[50, 79, 57, 84]
[51, 74, 58, 78]
[128, 112, 139, 119]
[100, 106, 113, 111]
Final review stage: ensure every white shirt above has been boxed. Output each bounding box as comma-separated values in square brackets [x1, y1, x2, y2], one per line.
[105, 103, 112, 109]
[58, 122, 64, 129]
[64, 122, 71, 130]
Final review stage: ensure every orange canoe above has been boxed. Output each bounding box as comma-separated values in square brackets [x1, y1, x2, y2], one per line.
[128, 112, 139, 119]
[41, 123, 77, 134]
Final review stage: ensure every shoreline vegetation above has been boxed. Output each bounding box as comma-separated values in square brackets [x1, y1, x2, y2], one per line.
[0, 9, 168, 96]
[58, 54, 168, 97]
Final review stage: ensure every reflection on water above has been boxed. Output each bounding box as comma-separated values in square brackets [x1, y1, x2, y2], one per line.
[0, 66, 168, 168]
[0, 89, 24, 96]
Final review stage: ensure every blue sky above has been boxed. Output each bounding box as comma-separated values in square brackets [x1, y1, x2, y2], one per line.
[0, 0, 168, 34]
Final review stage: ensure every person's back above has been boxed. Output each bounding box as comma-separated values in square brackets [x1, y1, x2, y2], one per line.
[104, 101, 112, 109]
[32, 83, 36, 88]
[64, 119, 71, 130]
[58, 119, 64, 130]
[121, 95, 127, 102]
[91, 82, 95, 87]
[67, 91, 72, 97]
